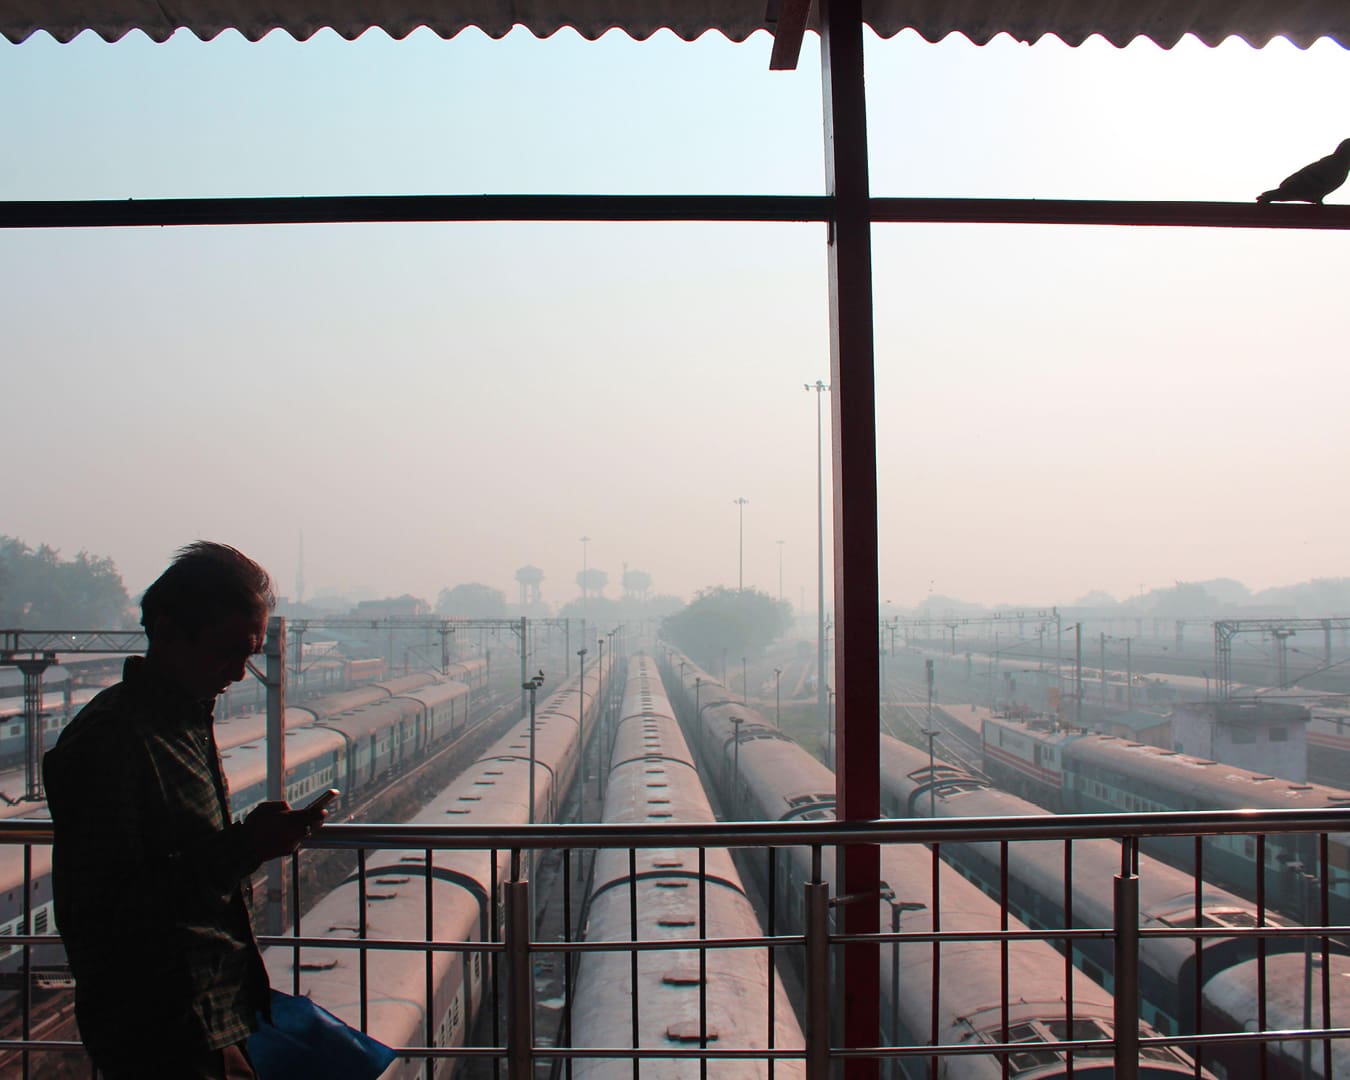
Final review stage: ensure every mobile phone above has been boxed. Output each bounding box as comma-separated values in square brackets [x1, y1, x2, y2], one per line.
[303, 788, 340, 814]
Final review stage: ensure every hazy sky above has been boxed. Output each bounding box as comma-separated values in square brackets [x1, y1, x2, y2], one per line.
[4, 26, 1349, 610]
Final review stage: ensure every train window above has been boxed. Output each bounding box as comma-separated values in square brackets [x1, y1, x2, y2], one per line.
[648, 812, 673, 818]
[1045, 1018, 1112, 1056]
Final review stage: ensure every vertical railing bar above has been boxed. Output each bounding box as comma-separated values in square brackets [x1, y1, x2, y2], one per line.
[767, 844, 776, 1080]
[629, 847, 639, 1080]
[1320, 832, 1331, 1080]
[1256, 833, 1268, 1080]
[1064, 838, 1073, 1080]
[1000, 838, 1009, 1080]
[492, 848, 501, 1080]
[699, 845, 709, 1080]
[505, 875, 533, 1079]
[358, 846, 369, 1034]
[563, 845, 574, 1080]
[805, 848, 829, 1080]
[1113, 836, 1139, 1080]
[21, 843, 31, 1080]
[425, 847, 435, 1080]
[291, 850, 302, 997]
[1192, 835, 1203, 1079]
[492, 847, 502, 1080]
[930, 842, 941, 1080]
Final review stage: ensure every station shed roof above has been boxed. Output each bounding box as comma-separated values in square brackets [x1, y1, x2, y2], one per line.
[2, 1, 1348, 50]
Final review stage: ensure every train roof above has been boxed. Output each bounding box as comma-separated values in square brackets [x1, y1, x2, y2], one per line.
[1066, 734, 1350, 810]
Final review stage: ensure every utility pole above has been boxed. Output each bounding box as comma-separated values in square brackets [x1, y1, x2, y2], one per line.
[1074, 622, 1083, 728]
[1126, 637, 1133, 711]
[1100, 632, 1107, 710]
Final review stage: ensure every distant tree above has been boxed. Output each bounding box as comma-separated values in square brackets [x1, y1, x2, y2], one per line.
[1148, 581, 1217, 617]
[661, 586, 791, 671]
[575, 568, 608, 597]
[557, 594, 623, 625]
[435, 583, 507, 617]
[0, 537, 132, 627]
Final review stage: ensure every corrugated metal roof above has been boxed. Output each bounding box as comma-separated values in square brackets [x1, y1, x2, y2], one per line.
[2, 1, 1348, 48]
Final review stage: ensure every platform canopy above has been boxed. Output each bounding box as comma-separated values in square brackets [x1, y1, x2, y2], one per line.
[2, 0, 1348, 50]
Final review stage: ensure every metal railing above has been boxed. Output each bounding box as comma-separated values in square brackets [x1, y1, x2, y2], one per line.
[3, 808, 1349, 1079]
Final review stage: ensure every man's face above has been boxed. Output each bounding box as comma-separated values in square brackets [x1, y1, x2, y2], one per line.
[164, 611, 266, 701]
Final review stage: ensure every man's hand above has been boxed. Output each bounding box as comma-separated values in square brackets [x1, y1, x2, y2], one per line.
[242, 800, 327, 863]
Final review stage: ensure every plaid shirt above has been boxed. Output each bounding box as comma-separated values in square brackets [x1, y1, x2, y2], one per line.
[43, 656, 269, 1065]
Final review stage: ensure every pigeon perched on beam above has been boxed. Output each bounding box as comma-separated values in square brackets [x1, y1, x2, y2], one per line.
[1257, 138, 1350, 204]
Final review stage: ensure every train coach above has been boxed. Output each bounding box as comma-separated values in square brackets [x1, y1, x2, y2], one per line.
[570, 655, 803, 1076]
[215, 665, 481, 753]
[659, 654, 1201, 1079]
[981, 713, 1350, 921]
[883, 734, 1350, 1079]
[261, 655, 611, 1079]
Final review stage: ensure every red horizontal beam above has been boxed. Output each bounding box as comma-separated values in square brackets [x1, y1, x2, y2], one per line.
[4, 194, 1350, 230]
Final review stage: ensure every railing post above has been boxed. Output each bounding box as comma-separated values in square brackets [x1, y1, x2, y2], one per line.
[1113, 856, 1140, 1080]
[805, 879, 831, 1079]
[505, 878, 534, 1077]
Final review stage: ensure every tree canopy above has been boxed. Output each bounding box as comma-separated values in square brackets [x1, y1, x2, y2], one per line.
[435, 582, 507, 616]
[661, 586, 791, 671]
[0, 537, 133, 628]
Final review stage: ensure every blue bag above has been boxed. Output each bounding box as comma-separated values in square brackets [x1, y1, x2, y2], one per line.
[248, 989, 399, 1080]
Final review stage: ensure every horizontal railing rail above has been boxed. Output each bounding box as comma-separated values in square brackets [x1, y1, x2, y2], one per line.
[6, 804, 1346, 848]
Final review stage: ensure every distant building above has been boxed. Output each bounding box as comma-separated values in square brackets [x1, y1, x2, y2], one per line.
[1172, 700, 1310, 781]
[1097, 710, 1172, 749]
[352, 594, 430, 618]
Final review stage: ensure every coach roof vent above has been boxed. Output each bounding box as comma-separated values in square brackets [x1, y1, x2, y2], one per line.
[667, 1021, 718, 1041]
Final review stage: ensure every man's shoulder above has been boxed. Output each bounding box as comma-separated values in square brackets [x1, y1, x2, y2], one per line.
[45, 683, 146, 774]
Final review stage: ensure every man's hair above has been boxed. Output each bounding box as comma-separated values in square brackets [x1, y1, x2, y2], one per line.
[140, 541, 275, 641]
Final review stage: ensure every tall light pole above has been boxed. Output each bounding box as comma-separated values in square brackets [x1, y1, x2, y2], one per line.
[773, 667, 782, 728]
[523, 671, 546, 826]
[579, 535, 591, 623]
[577, 647, 590, 798]
[730, 715, 744, 817]
[742, 656, 748, 704]
[733, 497, 749, 591]
[776, 539, 785, 605]
[805, 379, 830, 743]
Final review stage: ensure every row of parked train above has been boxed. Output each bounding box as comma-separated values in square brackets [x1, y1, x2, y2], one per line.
[658, 651, 1208, 1079]
[0, 651, 413, 774]
[260, 653, 613, 1078]
[883, 729, 1350, 1080]
[570, 654, 804, 1075]
[0, 659, 490, 988]
[978, 711, 1350, 924]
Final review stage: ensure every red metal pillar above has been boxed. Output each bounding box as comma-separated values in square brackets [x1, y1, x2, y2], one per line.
[821, 0, 881, 1075]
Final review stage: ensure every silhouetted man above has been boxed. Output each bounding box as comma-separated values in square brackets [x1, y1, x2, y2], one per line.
[44, 542, 325, 1079]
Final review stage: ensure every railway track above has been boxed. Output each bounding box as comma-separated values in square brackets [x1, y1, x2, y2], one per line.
[883, 677, 989, 778]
